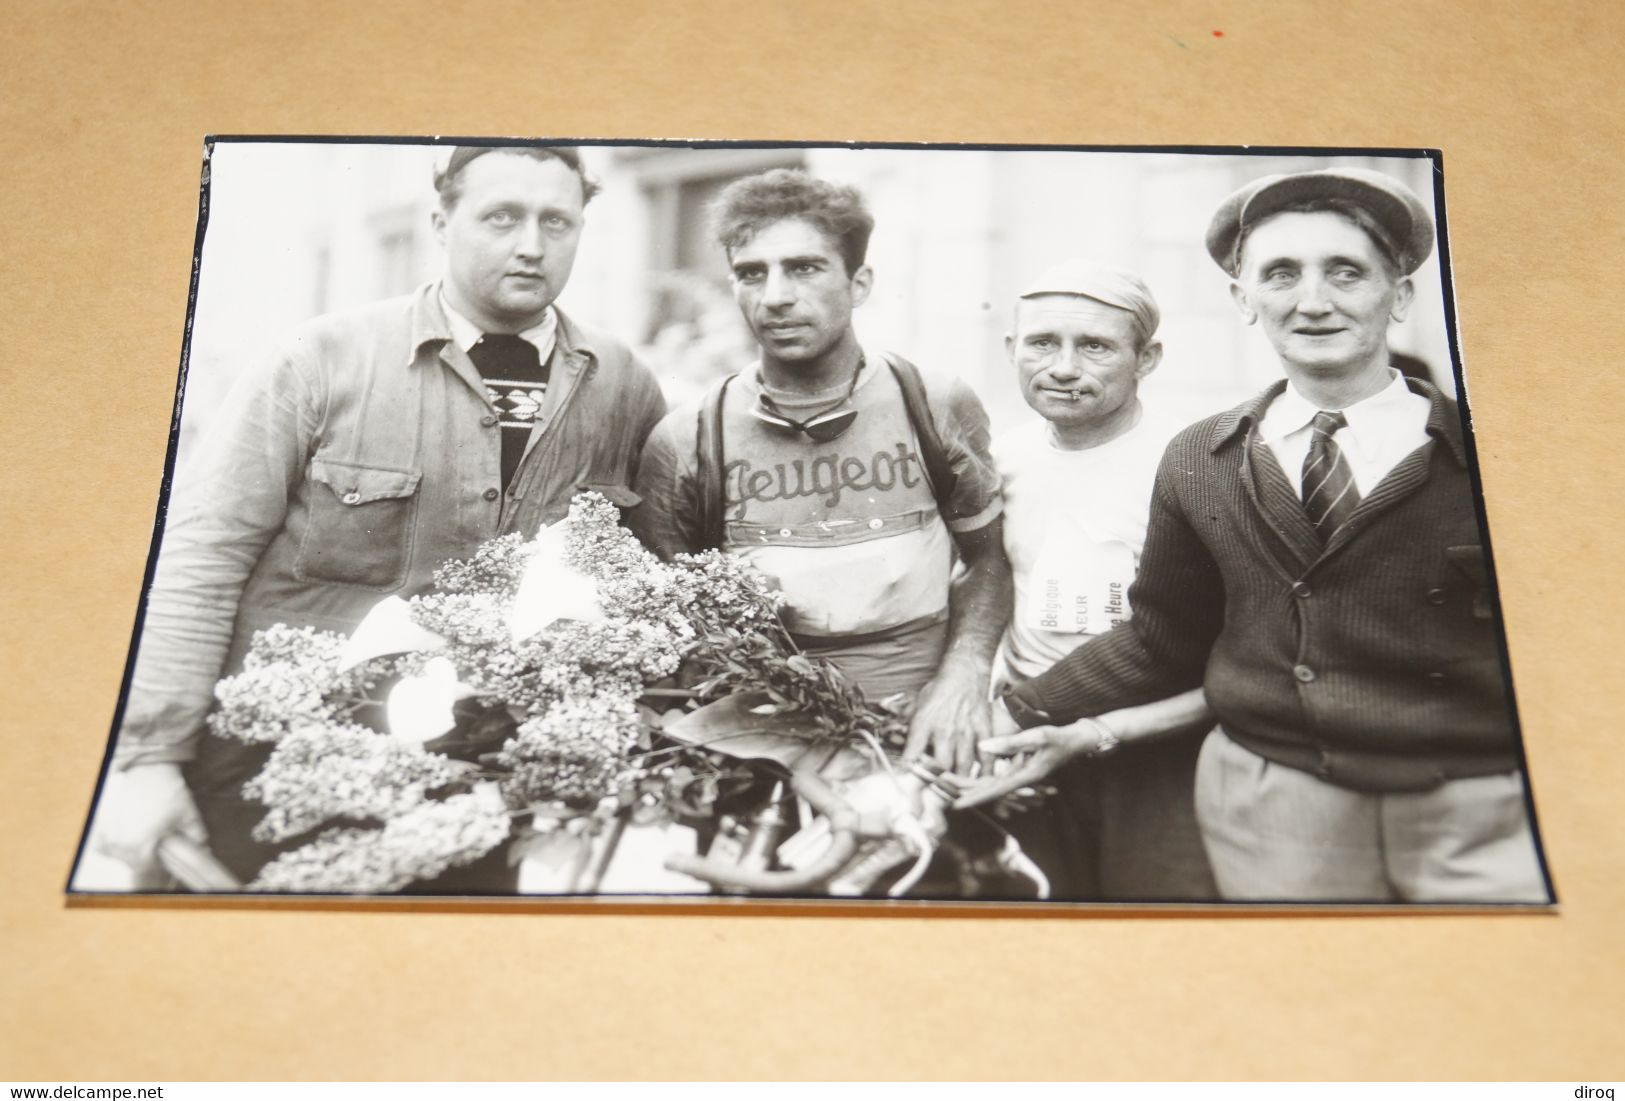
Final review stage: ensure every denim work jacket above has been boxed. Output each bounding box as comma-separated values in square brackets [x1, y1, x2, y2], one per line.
[115, 283, 666, 766]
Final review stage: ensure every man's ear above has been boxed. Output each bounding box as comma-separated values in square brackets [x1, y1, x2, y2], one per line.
[850, 264, 874, 308]
[1004, 333, 1017, 363]
[1228, 281, 1258, 325]
[1136, 340, 1164, 380]
[431, 206, 448, 248]
[1389, 276, 1415, 323]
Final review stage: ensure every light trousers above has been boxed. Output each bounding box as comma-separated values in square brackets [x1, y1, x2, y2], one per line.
[1194, 726, 1549, 903]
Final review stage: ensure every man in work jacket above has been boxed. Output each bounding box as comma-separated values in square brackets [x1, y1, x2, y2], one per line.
[89, 145, 666, 885]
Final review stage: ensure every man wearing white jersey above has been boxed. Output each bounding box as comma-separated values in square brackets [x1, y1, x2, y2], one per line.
[992, 260, 1214, 899]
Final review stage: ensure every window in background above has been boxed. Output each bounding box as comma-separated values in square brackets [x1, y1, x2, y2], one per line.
[613, 147, 808, 401]
[371, 204, 422, 300]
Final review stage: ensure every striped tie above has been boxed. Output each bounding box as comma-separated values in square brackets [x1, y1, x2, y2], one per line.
[1301, 411, 1360, 539]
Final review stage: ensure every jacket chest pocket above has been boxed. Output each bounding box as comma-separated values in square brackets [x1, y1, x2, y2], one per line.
[294, 458, 423, 590]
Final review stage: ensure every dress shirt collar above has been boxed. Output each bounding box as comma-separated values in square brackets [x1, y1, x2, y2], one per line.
[439, 288, 558, 360]
[1257, 368, 1414, 465]
[1211, 370, 1467, 468]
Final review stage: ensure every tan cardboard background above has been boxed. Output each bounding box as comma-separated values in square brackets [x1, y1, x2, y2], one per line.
[3, 0, 1621, 1081]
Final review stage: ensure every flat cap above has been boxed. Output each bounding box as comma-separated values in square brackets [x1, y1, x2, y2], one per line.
[1206, 167, 1435, 277]
[433, 144, 591, 194]
[1019, 258, 1160, 341]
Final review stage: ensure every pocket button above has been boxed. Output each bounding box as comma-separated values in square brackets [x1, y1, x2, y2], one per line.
[483, 488, 500, 501]
[341, 490, 362, 505]
[1426, 588, 1447, 605]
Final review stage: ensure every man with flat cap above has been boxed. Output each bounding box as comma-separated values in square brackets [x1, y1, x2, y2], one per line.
[989, 258, 1214, 899]
[961, 168, 1547, 903]
[88, 145, 666, 887]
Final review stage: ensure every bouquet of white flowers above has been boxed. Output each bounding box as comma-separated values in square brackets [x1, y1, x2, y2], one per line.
[206, 491, 984, 896]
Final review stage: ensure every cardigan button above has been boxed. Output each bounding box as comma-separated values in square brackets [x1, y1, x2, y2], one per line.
[480, 414, 498, 428]
[1426, 588, 1447, 605]
[1291, 581, 1312, 598]
[483, 488, 500, 501]
[1293, 664, 1316, 683]
[1427, 671, 1447, 687]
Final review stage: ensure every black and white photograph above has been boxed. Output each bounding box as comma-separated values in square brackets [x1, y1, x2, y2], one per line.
[69, 138, 1554, 906]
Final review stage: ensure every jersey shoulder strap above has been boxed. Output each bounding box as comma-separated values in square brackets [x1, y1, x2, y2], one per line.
[883, 352, 957, 517]
[694, 374, 734, 552]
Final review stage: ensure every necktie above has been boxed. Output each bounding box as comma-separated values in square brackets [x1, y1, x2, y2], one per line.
[1301, 410, 1361, 539]
[467, 334, 547, 490]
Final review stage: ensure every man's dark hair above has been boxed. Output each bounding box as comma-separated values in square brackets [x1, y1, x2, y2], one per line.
[434, 145, 601, 209]
[710, 168, 874, 276]
[1237, 196, 1406, 278]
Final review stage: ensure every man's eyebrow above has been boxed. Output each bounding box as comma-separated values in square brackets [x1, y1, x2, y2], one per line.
[782, 254, 830, 267]
[475, 199, 574, 217]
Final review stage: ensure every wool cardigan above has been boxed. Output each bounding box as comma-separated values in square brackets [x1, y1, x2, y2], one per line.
[1005, 376, 1519, 793]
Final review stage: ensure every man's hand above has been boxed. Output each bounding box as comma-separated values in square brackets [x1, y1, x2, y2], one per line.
[904, 656, 991, 775]
[88, 762, 207, 888]
[903, 514, 1010, 776]
[951, 716, 1115, 810]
